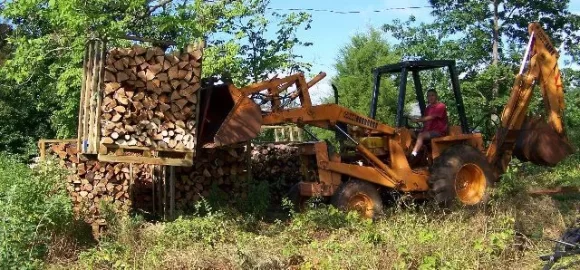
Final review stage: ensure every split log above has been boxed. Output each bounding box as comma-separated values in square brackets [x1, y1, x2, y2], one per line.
[250, 143, 305, 203]
[44, 140, 258, 236]
[173, 146, 249, 211]
[100, 44, 203, 151]
[43, 141, 155, 238]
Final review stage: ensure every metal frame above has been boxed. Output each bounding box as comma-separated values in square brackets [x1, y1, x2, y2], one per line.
[369, 60, 470, 134]
[218, 72, 433, 193]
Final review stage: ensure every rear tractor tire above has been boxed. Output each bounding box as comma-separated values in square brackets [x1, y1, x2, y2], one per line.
[331, 178, 384, 219]
[428, 144, 495, 208]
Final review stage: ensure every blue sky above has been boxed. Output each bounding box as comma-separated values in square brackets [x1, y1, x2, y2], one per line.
[269, 0, 435, 102]
[268, 0, 580, 103]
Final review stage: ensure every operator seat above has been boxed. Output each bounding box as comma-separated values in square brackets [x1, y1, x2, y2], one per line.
[413, 125, 462, 165]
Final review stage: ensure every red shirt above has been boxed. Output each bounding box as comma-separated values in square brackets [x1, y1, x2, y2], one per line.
[423, 102, 448, 135]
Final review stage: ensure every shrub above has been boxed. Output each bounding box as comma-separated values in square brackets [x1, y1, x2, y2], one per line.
[0, 155, 73, 269]
[76, 206, 145, 270]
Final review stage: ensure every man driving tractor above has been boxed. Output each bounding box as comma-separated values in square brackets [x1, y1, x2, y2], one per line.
[409, 89, 449, 158]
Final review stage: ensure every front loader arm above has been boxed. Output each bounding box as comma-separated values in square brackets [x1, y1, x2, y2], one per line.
[262, 104, 395, 135]
[486, 22, 573, 175]
[199, 70, 413, 189]
[230, 71, 395, 136]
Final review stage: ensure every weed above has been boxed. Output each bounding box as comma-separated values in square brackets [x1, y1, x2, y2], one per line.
[39, 147, 580, 270]
[162, 212, 235, 248]
[289, 205, 363, 232]
[243, 179, 271, 217]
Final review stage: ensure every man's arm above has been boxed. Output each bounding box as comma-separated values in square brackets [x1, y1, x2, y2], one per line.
[412, 115, 436, 122]
[411, 103, 446, 123]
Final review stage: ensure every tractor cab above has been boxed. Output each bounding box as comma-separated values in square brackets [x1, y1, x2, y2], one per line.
[368, 60, 484, 165]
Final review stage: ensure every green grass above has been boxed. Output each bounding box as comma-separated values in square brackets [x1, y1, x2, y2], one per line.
[46, 191, 580, 270]
[37, 136, 580, 269]
[521, 130, 580, 188]
[495, 137, 580, 195]
[522, 152, 580, 188]
[4, 134, 580, 269]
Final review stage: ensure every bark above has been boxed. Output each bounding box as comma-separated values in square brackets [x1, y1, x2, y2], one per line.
[45, 141, 154, 238]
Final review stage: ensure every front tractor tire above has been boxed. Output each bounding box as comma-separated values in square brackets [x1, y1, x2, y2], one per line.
[331, 179, 384, 219]
[428, 144, 495, 208]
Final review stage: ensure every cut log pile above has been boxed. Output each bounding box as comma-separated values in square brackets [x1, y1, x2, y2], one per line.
[131, 164, 156, 213]
[100, 44, 203, 151]
[250, 143, 305, 203]
[45, 141, 318, 228]
[174, 146, 249, 211]
[43, 142, 251, 218]
[72, 160, 133, 217]
[48, 142, 80, 167]
[44, 142, 154, 227]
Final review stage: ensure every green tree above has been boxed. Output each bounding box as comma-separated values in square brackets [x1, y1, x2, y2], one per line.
[429, 0, 580, 99]
[381, 19, 479, 131]
[221, 1, 312, 84]
[196, 0, 313, 85]
[382, 2, 580, 139]
[331, 27, 401, 125]
[0, 0, 312, 159]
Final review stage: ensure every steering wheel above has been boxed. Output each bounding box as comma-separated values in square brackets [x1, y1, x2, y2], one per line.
[403, 115, 422, 130]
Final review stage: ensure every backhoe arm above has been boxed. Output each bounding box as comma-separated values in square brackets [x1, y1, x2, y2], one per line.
[486, 22, 573, 175]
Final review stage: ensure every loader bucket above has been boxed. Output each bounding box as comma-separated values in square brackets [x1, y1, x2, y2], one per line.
[197, 84, 263, 148]
[513, 116, 575, 167]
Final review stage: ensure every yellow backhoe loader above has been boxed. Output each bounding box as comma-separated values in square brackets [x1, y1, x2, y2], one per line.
[197, 22, 575, 218]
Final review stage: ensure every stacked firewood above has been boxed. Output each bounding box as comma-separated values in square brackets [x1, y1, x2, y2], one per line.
[130, 164, 156, 213]
[44, 142, 154, 225]
[250, 143, 305, 202]
[71, 160, 133, 218]
[100, 44, 203, 151]
[45, 142, 254, 223]
[47, 142, 80, 166]
[174, 146, 249, 211]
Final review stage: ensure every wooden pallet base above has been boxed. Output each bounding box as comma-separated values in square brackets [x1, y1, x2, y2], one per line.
[97, 144, 194, 166]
